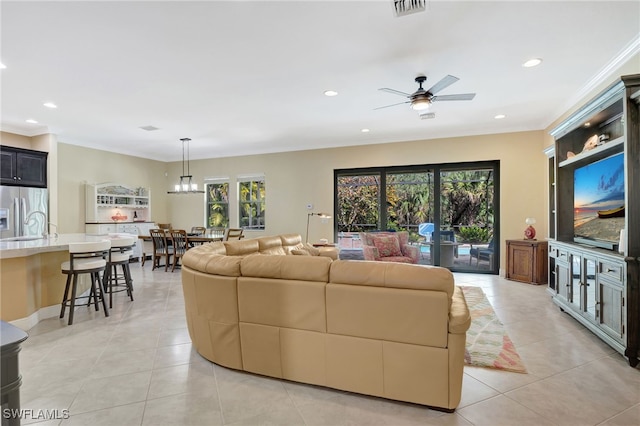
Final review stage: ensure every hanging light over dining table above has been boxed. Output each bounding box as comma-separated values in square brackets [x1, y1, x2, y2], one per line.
[167, 138, 205, 194]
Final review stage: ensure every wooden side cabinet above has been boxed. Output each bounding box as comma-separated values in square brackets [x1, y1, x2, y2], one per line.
[506, 239, 548, 285]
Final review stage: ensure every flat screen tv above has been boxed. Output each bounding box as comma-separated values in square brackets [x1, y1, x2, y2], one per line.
[574, 152, 625, 250]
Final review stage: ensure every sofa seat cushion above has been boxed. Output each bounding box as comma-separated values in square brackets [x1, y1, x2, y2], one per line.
[371, 234, 402, 257]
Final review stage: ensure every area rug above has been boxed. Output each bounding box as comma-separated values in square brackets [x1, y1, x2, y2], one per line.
[460, 286, 527, 373]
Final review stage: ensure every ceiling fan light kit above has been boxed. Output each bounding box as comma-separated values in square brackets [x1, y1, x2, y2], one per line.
[411, 98, 431, 111]
[378, 74, 476, 117]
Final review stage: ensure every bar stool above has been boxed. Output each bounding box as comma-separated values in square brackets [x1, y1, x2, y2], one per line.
[60, 240, 111, 325]
[103, 235, 136, 308]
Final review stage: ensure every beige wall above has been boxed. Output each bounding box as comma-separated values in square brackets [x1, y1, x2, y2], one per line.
[10, 54, 639, 273]
[56, 143, 169, 233]
[1, 131, 32, 149]
[55, 130, 547, 272]
[165, 130, 548, 271]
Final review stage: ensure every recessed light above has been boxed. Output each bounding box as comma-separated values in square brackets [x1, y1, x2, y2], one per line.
[25, 119, 38, 124]
[43, 102, 57, 108]
[0, 63, 6, 69]
[361, 128, 370, 133]
[584, 122, 591, 128]
[522, 58, 542, 68]
[494, 114, 506, 119]
[324, 90, 338, 97]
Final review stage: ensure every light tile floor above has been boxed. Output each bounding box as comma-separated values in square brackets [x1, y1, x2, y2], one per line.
[16, 266, 640, 426]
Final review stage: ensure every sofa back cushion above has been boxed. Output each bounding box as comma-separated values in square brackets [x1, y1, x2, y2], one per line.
[329, 260, 454, 300]
[326, 283, 449, 347]
[182, 242, 242, 276]
[280, 234, 303, 253]
[238, 277, 327, 332]
[224, 238, 260, 256]
[241, 254, 332, 282]
[258, 235, 287, 255]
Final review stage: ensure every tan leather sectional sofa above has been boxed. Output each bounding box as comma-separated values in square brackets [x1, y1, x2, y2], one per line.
[181, 234, 471, 411]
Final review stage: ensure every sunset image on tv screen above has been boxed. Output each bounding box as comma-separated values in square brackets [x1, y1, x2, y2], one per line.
[574, 152, 625, 242]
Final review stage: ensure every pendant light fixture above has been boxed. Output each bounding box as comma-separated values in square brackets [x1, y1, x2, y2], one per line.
[167, 138, 205, 194]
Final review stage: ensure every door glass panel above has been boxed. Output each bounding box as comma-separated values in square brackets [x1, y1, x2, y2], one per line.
[571, 254, 582, 310]
[336, 174, 380, 248]
[585, 258, 597, 318]
[440, 168, 495, 272]
[386, 171, 434, 263]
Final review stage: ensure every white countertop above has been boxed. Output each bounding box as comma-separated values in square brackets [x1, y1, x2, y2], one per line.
[0, 233, 135, 259]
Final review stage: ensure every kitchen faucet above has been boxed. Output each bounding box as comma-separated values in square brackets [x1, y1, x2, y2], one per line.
[24, 210, 48, 238]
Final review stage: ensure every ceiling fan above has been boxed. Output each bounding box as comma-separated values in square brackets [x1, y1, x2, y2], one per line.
[376, 75, 476, 112]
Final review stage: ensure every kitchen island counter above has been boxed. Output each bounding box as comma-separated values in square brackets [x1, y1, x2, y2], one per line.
[0, 233, 133, 328]
[0, 233, 114, 259]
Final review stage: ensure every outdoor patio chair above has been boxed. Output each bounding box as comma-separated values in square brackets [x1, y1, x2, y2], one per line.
[470, 238, 494, 266]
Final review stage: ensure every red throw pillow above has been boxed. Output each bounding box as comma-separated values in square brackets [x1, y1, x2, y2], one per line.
[371, 235, 402, 258]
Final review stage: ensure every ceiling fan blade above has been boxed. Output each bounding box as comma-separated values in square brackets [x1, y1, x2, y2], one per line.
[432, 93, 476, 101]
[374, 101, 411, 110]
[379, 88, 411, 97]
[427, 75, 459, 95]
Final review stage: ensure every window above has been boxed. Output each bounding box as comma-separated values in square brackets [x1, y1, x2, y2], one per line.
[238, 176, 265, 230]
[336, 174, 380, 233]
[205, 179, 229, 228]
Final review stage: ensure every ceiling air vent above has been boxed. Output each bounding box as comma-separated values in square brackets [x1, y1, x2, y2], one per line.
[139, 125, 159, 131]
[393, 0, 427, 17]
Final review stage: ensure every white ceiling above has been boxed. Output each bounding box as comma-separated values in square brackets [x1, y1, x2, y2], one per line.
[1, 1, 639, 162]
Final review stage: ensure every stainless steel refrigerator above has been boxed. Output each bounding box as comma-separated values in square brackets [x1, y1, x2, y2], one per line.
[0, 186, 48, 239]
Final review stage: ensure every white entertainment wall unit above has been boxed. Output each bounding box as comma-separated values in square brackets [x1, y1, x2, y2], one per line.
[85, 182, 156, 261]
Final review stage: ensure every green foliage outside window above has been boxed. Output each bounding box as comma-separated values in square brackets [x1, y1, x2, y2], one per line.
[336, 168, 494, 242]
[239, 179, 265, 229]
[336, 175, 379, 232]
[206, 182, 229, 227]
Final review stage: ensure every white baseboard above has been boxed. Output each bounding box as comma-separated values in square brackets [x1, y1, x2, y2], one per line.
[10, 305, 61, 331]
[9, 288, 93, 331]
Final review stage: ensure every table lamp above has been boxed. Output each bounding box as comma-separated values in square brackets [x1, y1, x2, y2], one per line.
[524, 217, 536, 240]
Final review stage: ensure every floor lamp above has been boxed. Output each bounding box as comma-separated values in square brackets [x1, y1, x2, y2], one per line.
[306, 213, 331, 243]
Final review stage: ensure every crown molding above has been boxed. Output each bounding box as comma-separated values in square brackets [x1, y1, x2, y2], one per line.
[544, 33, 640, 129]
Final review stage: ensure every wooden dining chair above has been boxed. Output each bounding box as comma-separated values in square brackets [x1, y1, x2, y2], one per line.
[150, 228, 173, 271]
[169, 229, 189, 272]
[190, 226, 206, 236]
[223, 228, 244, 241]
[206, 227, 226, 239]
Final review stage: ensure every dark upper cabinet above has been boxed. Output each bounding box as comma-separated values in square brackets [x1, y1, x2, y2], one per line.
[0, 146, 48, 187]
